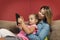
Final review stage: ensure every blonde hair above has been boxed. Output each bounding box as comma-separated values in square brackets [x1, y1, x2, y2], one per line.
[45, 9, 52, 26]
[40, 6, 52, 26]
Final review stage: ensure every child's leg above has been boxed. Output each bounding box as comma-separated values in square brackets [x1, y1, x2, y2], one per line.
[17, 33, 29, 40]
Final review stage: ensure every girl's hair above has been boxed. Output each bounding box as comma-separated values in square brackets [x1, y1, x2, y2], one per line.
[34, 14, 41, 25]
[30, 14, 41, 25]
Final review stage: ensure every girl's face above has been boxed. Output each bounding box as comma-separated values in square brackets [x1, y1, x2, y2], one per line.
[29, 14, 38, 25]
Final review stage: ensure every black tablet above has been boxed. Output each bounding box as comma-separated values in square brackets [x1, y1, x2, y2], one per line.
[16, 13, 20, 25]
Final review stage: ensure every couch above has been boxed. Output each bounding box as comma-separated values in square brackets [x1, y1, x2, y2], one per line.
[0, 20, 60, 40]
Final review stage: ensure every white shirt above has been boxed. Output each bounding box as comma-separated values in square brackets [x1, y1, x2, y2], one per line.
[0, 28, 15, 38]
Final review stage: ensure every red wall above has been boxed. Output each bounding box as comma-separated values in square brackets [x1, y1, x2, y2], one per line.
[0, 0, 60, 21]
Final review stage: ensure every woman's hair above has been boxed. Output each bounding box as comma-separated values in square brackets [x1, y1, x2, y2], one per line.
[40, 6, 49, 10]
[40, 6, 52, 26]
[40, 6, 52, 32]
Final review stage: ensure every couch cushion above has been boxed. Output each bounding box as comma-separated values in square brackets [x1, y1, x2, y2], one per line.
[0, 20, 60, 40]
[0, 20, 16, 29]
[0, 20, 20, 34]
[50, 20, 60, 40]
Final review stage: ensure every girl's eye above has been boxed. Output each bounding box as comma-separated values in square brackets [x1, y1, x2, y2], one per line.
[30, 18, 33, 20]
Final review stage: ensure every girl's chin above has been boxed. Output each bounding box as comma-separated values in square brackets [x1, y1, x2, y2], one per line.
[29, 22, 34, 25]
[30, 23, 31, 25]
[29, 23, 32, 25]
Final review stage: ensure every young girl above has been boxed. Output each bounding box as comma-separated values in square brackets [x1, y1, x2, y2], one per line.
[17, 14, 39, 40]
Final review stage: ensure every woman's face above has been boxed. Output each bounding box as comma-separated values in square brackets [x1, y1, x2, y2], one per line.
[38, 8, 46, 19]
[40, 8, 46, 14]
[29, 14, 38, 25]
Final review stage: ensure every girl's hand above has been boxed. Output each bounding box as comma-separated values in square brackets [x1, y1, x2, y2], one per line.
[17, 24, 23, 30]
[18, 16, 24, 24]
[18, 16, 24, 30]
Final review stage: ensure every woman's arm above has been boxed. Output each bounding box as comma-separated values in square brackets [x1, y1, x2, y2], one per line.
[37, 23, 50, 40]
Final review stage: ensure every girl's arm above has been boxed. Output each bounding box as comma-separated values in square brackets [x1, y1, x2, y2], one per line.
[20, 22, 35, 34]
[19, 17, 35, 34]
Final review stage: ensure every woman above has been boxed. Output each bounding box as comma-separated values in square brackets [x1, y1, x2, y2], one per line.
[27, 6, 52, 40]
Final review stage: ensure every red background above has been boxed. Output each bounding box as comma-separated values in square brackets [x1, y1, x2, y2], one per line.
[0, 0, 60, 21]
